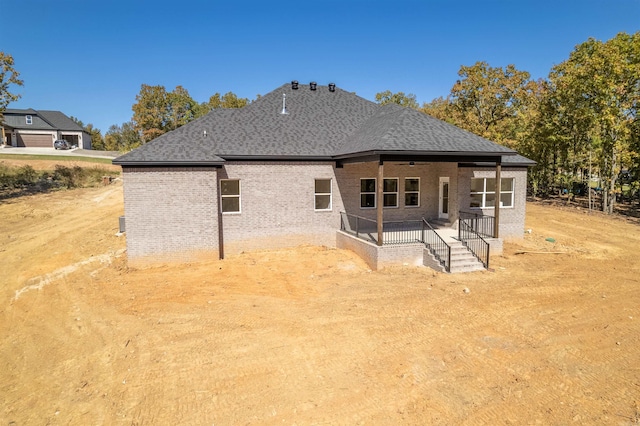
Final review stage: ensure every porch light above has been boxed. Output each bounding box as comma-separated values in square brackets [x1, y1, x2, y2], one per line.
[409, 161, 415, 167]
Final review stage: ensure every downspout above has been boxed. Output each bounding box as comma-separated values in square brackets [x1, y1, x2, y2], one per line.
[493, 160, 502, 238]
[216, 168, 225, 259]
[377, 159, 384, 246]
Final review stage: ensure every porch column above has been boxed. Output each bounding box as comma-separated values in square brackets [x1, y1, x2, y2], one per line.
[377, 160, 384, 246]
[493, 161, 501, 238]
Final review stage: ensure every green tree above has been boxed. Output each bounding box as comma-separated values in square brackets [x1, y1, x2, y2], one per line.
[374, 90, 419, 109]
[71, 116, 105, 150]
[549, 32, 640, 213]
[132, 84, 169, 143]
[197, 91, 250, 117]
[104, 122, 141, 152]
[167, 85, 198, 130]
[0, 52, 24, 125]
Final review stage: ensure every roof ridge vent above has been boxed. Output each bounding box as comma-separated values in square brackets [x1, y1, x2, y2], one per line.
[291, 80, 298, 90]
[310, 81, 317, 91]
[280, 93, 289, 115]
[328, 83, 336, 92]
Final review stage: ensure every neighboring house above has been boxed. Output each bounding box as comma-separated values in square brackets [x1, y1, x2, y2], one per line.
[1, 109, 92, 149]
[113, 81, 534, 272]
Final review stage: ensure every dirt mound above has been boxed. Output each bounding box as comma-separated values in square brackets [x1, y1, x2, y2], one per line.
[2, 183, 639, 424]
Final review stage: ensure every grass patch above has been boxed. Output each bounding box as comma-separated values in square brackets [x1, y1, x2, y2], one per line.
[0, 163, 118, 200]
[0, 154, 114, 165]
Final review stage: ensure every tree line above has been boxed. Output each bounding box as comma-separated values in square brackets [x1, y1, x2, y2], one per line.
[383, 32, 640, 214]
[1, 31, 638, 213]
[90, 86, 250, 151]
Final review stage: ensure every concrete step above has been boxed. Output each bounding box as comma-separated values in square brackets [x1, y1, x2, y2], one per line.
[424, 240, 486, 273]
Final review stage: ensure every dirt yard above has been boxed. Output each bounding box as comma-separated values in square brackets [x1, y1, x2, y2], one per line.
[1, 174, 640, 425]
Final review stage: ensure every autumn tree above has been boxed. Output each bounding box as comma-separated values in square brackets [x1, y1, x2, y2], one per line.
[0, 52, 24, 125]
[132, 85, 249, 143]
[374, 90, 419, 109]
[131, 84, 170, 143]
[449, 62, 534, 148]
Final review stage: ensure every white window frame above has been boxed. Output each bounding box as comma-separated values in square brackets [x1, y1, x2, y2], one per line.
[26, 115, 32, 125]
[383, 178, 399, 208]
[220, 179, 241, 214]
[314, 178, 332, 211]
[470, 177, 514, 209]
[360, 178, 376, 209]
[404, 177, 420, 208]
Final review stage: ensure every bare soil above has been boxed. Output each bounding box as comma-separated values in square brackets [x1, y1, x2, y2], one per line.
[2, 178, 640, 425]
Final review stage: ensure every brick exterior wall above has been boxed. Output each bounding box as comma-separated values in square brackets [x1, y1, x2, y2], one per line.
[122, 167, 219, 265]
[220, 162, 344, 255]
[336, 162, 458, 222]
[120, 162, 527, 266]
[457, 167, 528, 238]
[336, 231, 424, 270]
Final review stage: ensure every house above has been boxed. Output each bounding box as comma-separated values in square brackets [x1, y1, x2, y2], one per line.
[1, 109, 92, 149]
[113, 81, 534, 272]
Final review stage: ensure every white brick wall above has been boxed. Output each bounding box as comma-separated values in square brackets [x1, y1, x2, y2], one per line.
[122, 167, 219, 265]
[457, 167, 528, 238]
[220, 162, 344, 254]
[121, 162, 528, 266]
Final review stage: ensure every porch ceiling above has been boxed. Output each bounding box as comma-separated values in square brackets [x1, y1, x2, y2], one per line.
[334, 152, 507, 166]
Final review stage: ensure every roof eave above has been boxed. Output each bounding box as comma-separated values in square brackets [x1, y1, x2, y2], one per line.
[333, 149, 516, 160]
[112, 160, 226, 167]
[219, 154, 334, 161]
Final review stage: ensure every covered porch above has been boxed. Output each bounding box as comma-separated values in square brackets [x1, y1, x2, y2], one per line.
[334, 153, 506, 272]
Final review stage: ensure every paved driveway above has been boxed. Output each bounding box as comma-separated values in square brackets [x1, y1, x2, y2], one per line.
[0, 146, 119, 159]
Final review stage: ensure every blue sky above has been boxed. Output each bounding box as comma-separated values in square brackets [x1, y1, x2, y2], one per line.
[3, 0, 640, 134]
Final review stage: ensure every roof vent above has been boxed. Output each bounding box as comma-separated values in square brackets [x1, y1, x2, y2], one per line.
[280, 93, 289, 115]
[310, 82, 317, 91]
[328, 83, 336, 92]
[291, 80, 298, 90]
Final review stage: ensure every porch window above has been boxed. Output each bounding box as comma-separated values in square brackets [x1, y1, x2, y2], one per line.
[470, 177, 514, 208]
[360, 178, 376, 208]
[404, 178, 420, 207]
[220, 179, 241, 213]
[383, 178, 398, 208]
[26, 115, 32, 125]
[314, 179, 332, 211]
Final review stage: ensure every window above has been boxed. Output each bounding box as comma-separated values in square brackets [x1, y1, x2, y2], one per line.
[314, 179, 332, 211]
[470, 177, 514, 208]
[26, 115, 32, 125]
[383, 178, 398, 207]
[360, 178, 376, 208]
[404, 178, 420, 207]
[220, 179, 241, 213]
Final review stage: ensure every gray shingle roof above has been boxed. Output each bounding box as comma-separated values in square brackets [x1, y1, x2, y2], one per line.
[38, 110, 85, 131]
[2, 108, 84, 132]
[114, 82, 519, 166]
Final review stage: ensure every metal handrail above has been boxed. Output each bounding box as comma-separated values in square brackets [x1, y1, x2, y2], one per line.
[459, 210, 495, 238]
[340, 212, 378, 244]
[458, 219, 490, 269]
[421, 218, 451, 272]
[340, 212, 424, 245]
